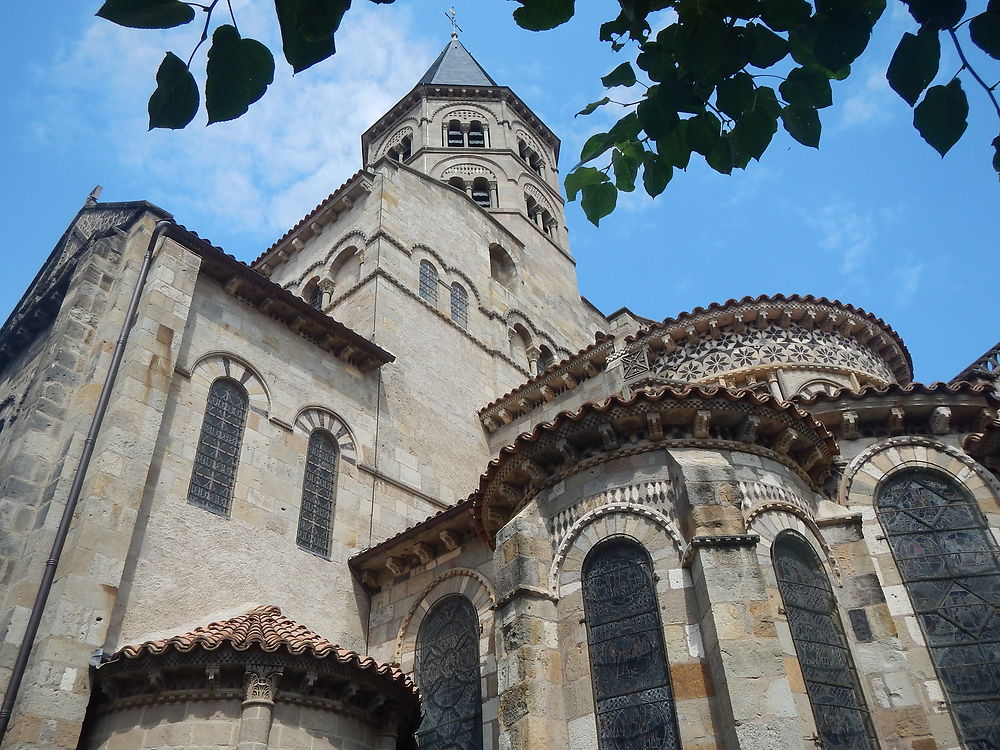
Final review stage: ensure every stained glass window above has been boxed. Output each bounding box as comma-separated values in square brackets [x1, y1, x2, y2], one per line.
[582, 539, 681, 750]
[419, 260, 438, 305]
[296, 430, 337, 556]
[187, 378, 247, 516]
[877, 469, 1000, 748]
[772, 532, 876, 750]
[450, 283, 468, 329]
[415, 595, 483, 750]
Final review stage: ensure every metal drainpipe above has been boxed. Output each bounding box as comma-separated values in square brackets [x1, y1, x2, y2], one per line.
[0, 218, 174, 741]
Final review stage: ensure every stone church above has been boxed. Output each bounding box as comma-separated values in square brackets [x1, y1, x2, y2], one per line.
[1, 34, 998, 750]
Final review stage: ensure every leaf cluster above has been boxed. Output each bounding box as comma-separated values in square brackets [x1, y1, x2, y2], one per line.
[513, 0, 998, 224]
[97, 0, 380, 128]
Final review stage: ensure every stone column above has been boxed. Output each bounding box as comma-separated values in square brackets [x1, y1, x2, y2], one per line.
[236, 665, 282, 750]
[494, 514, 567, 750]
[688, 535, 805, 750]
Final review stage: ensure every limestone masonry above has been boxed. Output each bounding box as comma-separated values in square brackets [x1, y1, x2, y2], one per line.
[1, 34, 998, 750]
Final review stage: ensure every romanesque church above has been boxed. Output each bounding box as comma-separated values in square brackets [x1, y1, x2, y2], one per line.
[1, 34, 998, 750]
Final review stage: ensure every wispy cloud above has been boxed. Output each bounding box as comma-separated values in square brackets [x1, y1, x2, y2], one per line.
[35, 2, 433, 251]
[804, 199, 902, 281]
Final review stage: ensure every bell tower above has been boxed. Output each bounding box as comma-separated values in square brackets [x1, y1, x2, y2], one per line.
[361, 33, 568, 251]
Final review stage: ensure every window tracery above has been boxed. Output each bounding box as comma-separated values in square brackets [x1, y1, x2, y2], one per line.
[415, 595, 483, 749]
[187, 378, 248, 516]
[419, 260, 438, 305]
[772, 532, 876, 750]
[296, 430, 337, 556]
[582, 539, 681, 750]
[877, 469, 1000, 748]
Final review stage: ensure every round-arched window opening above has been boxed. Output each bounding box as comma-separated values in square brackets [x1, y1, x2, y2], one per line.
[468, 121, 485, 148]
[448, 176, 467, 191]
[471, 177, 491, 208]
[447, 120, 464, 148]
[489, 244, 517, 288]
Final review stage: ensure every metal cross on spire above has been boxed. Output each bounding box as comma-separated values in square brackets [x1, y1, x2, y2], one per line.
[445, 7, 463, 37]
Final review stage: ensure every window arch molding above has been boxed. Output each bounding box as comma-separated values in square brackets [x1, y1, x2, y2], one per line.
[837, 436, 1000, 509]
[293, 406, 358, 465]
[747, 504, 842, 584]
[189, 353, 270, 415]
[394, 568, 494, 673]
[549, 504, 685, 597]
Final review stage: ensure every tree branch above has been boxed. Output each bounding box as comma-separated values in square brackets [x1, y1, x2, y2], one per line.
[948, 28, 1000, 120]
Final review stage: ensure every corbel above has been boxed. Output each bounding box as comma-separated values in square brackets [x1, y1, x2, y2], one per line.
[930, 406, 952, 435]
[647, 411, 664, 441]
[841, 410, 860, 440]
[412, 542, 434, 565]
[694, 409, 711, 439]
[599, 422, 619, 450]
[773, 427, 798, 455]
[439, 529, 460, 551]
[887, 406, 906, 435]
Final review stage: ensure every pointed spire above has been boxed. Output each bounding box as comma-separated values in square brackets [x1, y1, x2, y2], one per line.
[417, 37, 497, 87]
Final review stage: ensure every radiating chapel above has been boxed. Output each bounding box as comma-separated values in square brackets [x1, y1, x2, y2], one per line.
[1, 34, 999, 750]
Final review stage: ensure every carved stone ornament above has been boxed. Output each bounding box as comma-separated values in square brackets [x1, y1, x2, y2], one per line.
[244, 665, 283, 706]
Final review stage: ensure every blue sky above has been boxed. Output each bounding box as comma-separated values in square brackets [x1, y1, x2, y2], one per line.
[1, 1, 995, 382]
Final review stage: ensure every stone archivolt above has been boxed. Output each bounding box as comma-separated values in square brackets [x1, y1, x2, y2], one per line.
[472, 386, 838, 536]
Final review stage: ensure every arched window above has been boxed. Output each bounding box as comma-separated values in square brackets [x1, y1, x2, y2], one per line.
[540, 209, 553, 236]
[582, 538, 681, 750]
[308, 283, 324, 309]
[529, 152, 543, 175]
[419, 260, 438, 305]
[187, 378, 248, 516]
[877, 469, 1000, 748]
[525, 195, 538, 222]
[415, 595, 483, 749]
[468, 121, 485, 148]
[450, 283, 468, 329]
[471, 177, 491, 208]
[773, 532, 876, 750]
[400, 135, 412, 161]
[489, 244, 516, 287]
[447, 120, 464, 148]
[448, 176, 466, 192]
[537, 344, 556, 372]
[297, 430, 337, 556]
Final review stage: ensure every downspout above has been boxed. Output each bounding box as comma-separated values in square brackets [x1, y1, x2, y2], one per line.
[0, 218, 174, 741]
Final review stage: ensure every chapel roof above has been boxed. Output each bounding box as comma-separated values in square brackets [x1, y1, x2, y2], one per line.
[110, 605, 415, 693]
[418, 34, 498, 87]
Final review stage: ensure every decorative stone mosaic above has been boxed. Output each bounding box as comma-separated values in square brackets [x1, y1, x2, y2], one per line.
[650, 324, 894, 383]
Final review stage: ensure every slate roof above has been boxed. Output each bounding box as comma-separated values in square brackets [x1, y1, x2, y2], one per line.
[418, 35, 497, 87]
[110, 605, 415, 693]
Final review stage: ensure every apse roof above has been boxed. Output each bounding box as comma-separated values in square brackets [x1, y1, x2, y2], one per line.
[418, 34, 497, 86]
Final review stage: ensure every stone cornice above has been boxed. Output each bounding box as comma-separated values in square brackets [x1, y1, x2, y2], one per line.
[472, 387, 839, 538]
[478, 336, 615, 432]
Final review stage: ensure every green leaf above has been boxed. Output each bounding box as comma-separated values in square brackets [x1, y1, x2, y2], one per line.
[96, 0, 194, 28]
[970, 9, 1000, 60]
[676, 15, 729, 82]
[779, 66, 833, 108]
[732, 99, 779, 162]
[716, 72, 756, 119]
[512, 0, 576, 31]
[602, 62, 638, 88]
[992, 134, 1000, 173]
[886, 29, 940, 107]
[148, 52, 199, 129]
[913, 79, 969, 156]
[902, 0, 966, 30]
[578, 132, 614, 165]
[746, 23, 790, 67]
[637, 89, 681, 140]
[761, 0, 811, 31]
[295, 0, 351, 42]
[576, 97, 610, 116]
[780, 103, 821, 146]
[580, 181, 618, 226]
[813, 10, 874, 71]
[687, 112, 722, 156]
[275, 0, 336, 72]
[655, 120, 691, 168]
[641, 151, 673, 196]
[706, 134, 736, 174]
[205, 25, 275, 124]
[565, 167, 608, 201]
[612, 146, 641, 192]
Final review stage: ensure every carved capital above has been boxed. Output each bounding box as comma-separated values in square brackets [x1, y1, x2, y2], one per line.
[244, 665, 282, 706]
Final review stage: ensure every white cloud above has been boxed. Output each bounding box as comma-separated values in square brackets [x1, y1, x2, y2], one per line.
[805, 201, 878, 277]
[837, 67, 894, 130]
[891, 258, 925, 305]
[35, 3, 434, 250]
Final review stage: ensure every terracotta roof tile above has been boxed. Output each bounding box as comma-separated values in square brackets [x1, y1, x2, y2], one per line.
[111, 605, 415, 693]
[794, 380, 997, 405]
